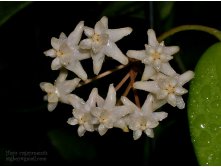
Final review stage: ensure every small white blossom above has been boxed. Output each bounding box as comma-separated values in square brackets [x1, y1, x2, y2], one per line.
[67, 88, 101, 137]
[127, 29, 179, 80]
[121, 94, 168, 140]
[91, 84, 132, 135]
[79, 16, 132, 75]
[44, 21, 90, 81]
[40, 70, 80, 111]
[134, 71, 194, 109]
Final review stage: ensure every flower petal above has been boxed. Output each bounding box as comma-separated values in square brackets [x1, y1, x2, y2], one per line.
[174, 87, 188, 95]
[176, 96, 185, 109]
[100, 16, 108, 29]
[126, 50, 146, 61]
[104, 41, 128, 65]
[108, 27, 132, 42]
[152, 99, 167, 111]
[40, 82, 55, 92]
[86, 88, 98, 109]
[160, 62, 176, 76]
[48, 93, 59, 103]
[141, 65, 156, 81]
[78, 125, 86, 137]
[95, 18, 107, 34]
[98, 124, 108, 136]
[163, 46, 179, 56]
[103, 84, 116, 109]
[51, 37, 60, 50]
[167, 94, 177, 107]
[92, 52, 105, 75]
[134, 81, 160, 94]
[79, 38, 93, 50]
[47, 102, 58, 112]
[55, 69, 68, 83]
[91, 107, 102, 118]
[156, 90, 168, 99]
[62, 78, 81, 94]
[114, 119, 128, 131]
[68, 94, 85, 109]
[133, 130, 142, 140]
[66, 60, 87, 81]
[59, 32, 67, 40]
[68, 21, 84, 45]
[144, 129, 154, 138]
[51, 57, 62, 70]
[120, 96, 138, 111]
[67, 117, 78, 125]
[147, 29, 159, 47]
[84, 26, 94, 37]
[178, 70, 194, 86]
[141, 94, 154, 113]
[44, 49, 56, 57]
[84, 122, 94, 132]
[152, 112, 168, 121]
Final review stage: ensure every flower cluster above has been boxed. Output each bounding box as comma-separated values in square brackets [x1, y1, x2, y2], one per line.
[40, 16, 194, 140]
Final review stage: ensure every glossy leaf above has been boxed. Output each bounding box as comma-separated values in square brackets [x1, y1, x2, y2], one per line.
[188, 42, 221, 165]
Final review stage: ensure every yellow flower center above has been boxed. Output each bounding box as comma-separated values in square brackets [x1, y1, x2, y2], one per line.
[151, 51, 161, 60]
[166, 84, 175, 94]
[56, 50, 64, 57]
[79, 117, 85, 124]
[92, 34, 101, 43]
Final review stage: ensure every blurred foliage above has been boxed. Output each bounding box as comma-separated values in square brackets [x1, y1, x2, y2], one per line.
[48, 128, 96, 162]
[101, 2, 145, 19]
[0, 1, 31, 26]
[1, 1, 221, 165]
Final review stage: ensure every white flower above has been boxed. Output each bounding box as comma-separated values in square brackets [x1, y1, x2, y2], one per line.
[67, 88, 100, 137]
[44, 21, 90, 81]
[91, 84, 132, 135]
[134, 71, 194, 109]
[127, 29, 179, 80]
[40, 70, 80, 111]
[121, 94, 168, 140]
[79, 16, 132, 75]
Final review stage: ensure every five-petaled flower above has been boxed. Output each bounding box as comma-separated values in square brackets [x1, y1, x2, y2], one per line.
[67, 88, 101, 137]
[134, 71, 194, 109]
[127, 29, 179, 80]
[44, 21, 90, 81]
[79, 16, 132, 75]
[121, 94, 168, 140]
[40, 69, 80, 111]
[91, 84, 132, 135]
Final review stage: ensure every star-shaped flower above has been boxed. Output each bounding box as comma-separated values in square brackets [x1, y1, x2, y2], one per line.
[134, 71, 194, 109]
[127, 29, 179, 80]
[79, 16, 132, 75]
[121, 94, 168, 140]
[67, 88, 101, 137]
[44, 21, 90, 80]
[40, 69, 80, 111]
[91, 84, 132, 135]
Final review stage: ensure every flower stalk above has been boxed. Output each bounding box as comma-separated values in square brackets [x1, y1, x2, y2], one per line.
[157, 25, 221, 42]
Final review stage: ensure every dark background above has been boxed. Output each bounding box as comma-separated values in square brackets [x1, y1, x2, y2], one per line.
[0, 1, 220, 165]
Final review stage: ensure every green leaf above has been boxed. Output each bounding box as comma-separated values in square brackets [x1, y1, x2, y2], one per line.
[101, 2, 145, 19]
[157, 1, 174, 20]
[48, 128, 96, 162]
[0, 1, 31, 27]
[188, 42, 221, 165]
